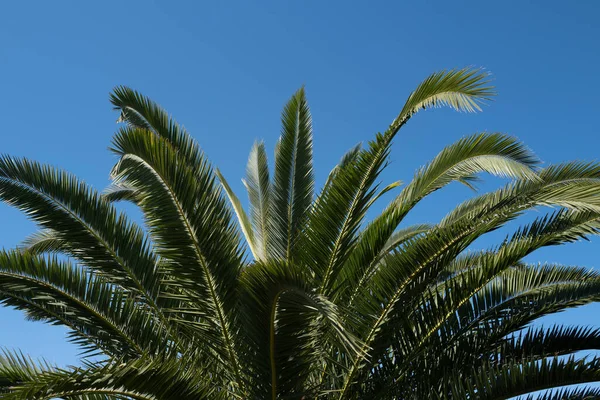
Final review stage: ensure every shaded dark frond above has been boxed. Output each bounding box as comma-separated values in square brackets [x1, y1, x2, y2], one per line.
[239, 260, 362, 399]
[518, 386, 600, 400]
[2, 356, 217, 400]
[20, 229, 65, 254]
[101, 182, 142, 203]
[0, 156, 159, 300]
[0, 250, 168, 358]
[445, 357, 600, 400]
[501, 326, 600, 363]
[0, 350, 52, 393]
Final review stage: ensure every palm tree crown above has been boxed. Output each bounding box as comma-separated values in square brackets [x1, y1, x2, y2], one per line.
[2, 68, 600, 399]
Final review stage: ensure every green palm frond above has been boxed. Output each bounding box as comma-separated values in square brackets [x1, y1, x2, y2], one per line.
[381, 223, 432, 255]
[0, 250, 168, 358]
[337, 132, 540, 306]
[101, 182, 141, 203]
[501, 326, 600, 362]
[0, 349, 52, 392]
[393, 67, 494, 130]
[239, 260, 362, 399]
[109, 125, 245, 390]
[445, 356, 600, 400]
[520, 387, 600, 400]
[20, 229, 65, 254]
[387, 211, 600, 365]
[322, 142, 363, 192]
[0, 156, 160, 299]
[110, 86, 206, 172]
[1, 356, 216, 400]
[270, 87, 314, 260]
[108, 87, 249, 390]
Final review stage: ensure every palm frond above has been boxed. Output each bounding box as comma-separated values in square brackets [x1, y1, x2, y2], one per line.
[501, 326, 600, 362]
[445, 356, 600, 400]
[2, 71, 599, 400]
[270, 87, 314, 259]
[216, 168, 257, 259]
[20, 229, 65, 254]
[101, 183, 141, 203]
[337, 133, 539, 305]
[518, 386, 600, 400]
[109, 125, 245, 390]
[239, 260, 362, 399]
[1, 356, 216, 400]
[0, 156, 159, 300]
[392, 67, 494, 130]
[322, 142, 363, 193]
[243, 140, 272, 261]
[382, 224, 433, 255]
[0, 250, 168, 358]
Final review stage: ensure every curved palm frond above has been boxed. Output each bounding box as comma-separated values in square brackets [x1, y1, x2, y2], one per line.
[0, 156, 159, 298]
[20, 229, 65, 254]
[337, 132, 540, 306]
[445, 357, 600, 400]
[304, 69, 495, 299]
[0, 250, 168, 358]
[1, 355, 216, 400]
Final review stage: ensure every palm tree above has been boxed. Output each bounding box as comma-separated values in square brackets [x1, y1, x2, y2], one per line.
[1, 68, 600, 399]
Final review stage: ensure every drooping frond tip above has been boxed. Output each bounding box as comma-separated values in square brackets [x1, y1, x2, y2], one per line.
[392, 67, 495, 131]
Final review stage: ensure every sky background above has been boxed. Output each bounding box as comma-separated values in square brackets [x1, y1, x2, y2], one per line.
[0, 0, 599, 379]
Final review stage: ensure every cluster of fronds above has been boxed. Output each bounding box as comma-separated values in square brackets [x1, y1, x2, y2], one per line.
[2, 68, 600, 399]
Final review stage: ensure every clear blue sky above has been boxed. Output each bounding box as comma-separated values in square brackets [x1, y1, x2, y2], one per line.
[1, 0, 599, 369]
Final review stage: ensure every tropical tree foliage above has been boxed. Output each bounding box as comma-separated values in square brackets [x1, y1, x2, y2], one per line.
[2, 68, 600, 399]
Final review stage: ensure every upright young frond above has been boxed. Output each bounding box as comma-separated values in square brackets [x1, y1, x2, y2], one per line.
[216, 168, 257, 259]
[244, 141, 273, 261]
[271, 88, 314, 259]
